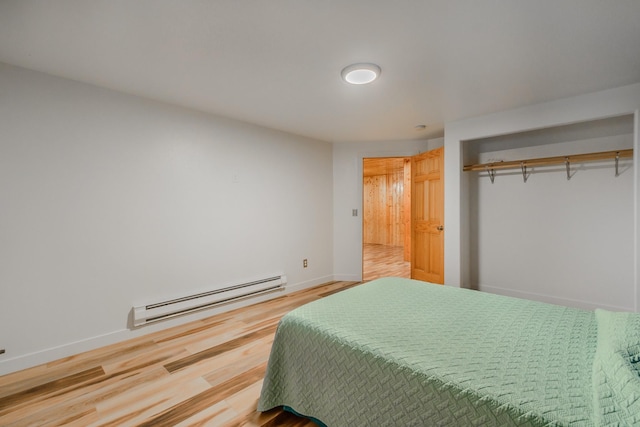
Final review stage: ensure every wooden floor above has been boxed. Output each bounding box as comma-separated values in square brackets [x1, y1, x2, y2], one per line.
[0, 281, 361, 427]
[362, 243, 411, 281]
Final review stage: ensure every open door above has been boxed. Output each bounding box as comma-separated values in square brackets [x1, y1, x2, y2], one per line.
[411, 147, 444, 284]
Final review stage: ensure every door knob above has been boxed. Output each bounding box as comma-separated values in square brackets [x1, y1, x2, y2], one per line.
[437, 225, 444, 231]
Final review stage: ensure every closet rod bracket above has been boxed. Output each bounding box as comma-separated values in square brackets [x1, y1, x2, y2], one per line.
[486, 165, 495, 184]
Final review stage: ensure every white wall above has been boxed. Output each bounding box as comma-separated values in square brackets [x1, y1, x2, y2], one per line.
[332, 138, 438, 280]
[444, 83, 640, 312]
[0, 62, 334, 374]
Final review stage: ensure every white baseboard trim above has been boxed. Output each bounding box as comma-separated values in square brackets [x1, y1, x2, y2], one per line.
[0, 328, 134, 376]
[332, 273, 362, 282]
[479, 285, 632, 312]
[285, 275, 336, 292]
[0, 274, 337, 376]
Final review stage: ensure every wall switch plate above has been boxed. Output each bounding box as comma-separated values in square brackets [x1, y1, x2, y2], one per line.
[352, 209, 358, 216]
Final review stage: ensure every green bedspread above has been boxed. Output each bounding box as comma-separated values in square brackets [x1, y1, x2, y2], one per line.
[258, 278, 640, 426]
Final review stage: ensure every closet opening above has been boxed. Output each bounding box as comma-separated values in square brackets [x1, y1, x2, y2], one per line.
[463, 114, 635, 310]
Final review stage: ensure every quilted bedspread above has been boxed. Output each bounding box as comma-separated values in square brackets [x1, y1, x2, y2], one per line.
[258, 278, 640, 426]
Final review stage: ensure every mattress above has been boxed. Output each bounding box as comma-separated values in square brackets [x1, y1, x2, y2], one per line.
[258, 277, 640, 426]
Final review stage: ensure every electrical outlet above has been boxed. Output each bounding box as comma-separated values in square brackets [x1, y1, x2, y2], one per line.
[303, 259, 308, 268]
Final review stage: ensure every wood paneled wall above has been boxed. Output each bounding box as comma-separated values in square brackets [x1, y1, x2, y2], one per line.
[363, 158, 410, 254]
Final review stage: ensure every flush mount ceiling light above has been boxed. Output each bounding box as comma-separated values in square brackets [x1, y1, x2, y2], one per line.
[341, 63, 381, 85]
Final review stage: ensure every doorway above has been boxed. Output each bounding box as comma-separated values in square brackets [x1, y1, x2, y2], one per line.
[362, 157, 411, 281]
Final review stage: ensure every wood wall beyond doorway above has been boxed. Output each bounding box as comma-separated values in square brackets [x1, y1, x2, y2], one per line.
[363, 157, 411, 261]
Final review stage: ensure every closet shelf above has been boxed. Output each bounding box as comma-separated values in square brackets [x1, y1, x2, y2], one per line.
[463, 149, 633, 172]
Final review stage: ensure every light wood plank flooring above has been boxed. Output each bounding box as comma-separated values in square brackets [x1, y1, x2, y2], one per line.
[0, 281, 360, 427]
[362, 243, 411, 281]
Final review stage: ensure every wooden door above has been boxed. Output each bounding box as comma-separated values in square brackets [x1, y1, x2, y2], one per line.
[411, 147, 444, 284]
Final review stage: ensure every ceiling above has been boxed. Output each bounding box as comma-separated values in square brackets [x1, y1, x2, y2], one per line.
[1, 1, 639, 143]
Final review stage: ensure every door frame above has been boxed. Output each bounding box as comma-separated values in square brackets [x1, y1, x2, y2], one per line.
[355, 147, 444, 282]
[359, 146, 445, 282]
[361, 157, 411, 281]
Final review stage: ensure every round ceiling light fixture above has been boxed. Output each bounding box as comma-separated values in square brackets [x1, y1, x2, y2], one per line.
[341, 63, 381, 85]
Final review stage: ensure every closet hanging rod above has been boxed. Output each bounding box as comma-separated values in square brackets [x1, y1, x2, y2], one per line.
[463, 149, 633, 172]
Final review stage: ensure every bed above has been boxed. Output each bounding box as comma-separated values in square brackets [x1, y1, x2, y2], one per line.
[258, 277, 640, 426]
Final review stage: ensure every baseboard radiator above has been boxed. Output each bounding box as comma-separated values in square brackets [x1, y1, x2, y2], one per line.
[133, 274, 286, 327]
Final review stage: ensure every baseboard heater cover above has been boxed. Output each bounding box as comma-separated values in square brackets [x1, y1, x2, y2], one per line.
[133, 274, 286, 327]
